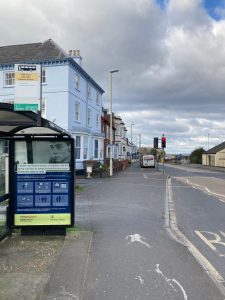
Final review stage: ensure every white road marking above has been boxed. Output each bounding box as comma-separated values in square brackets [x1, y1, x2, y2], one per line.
[143, 173, 148, 179]
[167, 177, 225, 294]
[135, 275, 145, 285]
[165, 164, 219, 174]
[155, 264, 188, 299]
[195, 231, 225, 256]
[155, 264, 177, 292]
[172, 279, 188, 300]
[175, 177, 225, 203]
[126, 233, 151, 248]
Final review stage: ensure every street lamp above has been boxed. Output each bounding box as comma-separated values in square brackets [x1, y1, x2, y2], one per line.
[131, 123, 135, 161]
[131, 123, 135, 144]
[109, 69, 119, 177]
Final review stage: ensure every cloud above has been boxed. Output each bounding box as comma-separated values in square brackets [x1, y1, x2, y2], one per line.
[0, 0, 225, 153]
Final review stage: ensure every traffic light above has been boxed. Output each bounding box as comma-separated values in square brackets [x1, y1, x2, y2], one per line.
[161, 136, 166, 148]
[154, 137, 158, 149]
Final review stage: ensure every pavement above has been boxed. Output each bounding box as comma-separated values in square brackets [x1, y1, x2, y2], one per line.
[0, 163, 225, 299]
[0, 231, 92, 300]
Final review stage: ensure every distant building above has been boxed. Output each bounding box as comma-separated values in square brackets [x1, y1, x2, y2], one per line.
[0, 39, 104, 172]
[114, 115, 127, 160]
[202, 141, 225, 167]
[101, 108, 117, 163]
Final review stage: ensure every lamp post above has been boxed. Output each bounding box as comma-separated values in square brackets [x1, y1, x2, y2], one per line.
[109, 69, 119, 177]
[131, 123, 135, 161]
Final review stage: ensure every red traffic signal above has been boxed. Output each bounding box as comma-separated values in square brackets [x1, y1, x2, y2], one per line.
[162, 136, 166, 148]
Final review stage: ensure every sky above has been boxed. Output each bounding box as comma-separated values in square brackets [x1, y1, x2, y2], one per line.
[0, 0, 225, 154]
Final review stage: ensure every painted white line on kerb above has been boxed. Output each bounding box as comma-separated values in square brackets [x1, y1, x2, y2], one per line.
[166, 177, 225, 296]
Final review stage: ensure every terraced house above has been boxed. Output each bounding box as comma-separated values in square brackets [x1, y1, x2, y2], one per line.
[0, 39, 104, 173]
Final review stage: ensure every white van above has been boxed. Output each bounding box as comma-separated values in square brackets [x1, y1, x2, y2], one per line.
[141, 155, 155, 168]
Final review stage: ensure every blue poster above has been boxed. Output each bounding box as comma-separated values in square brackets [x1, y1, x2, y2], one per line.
[14, 164, 72, 226]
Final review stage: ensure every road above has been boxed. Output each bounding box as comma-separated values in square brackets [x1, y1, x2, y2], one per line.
[160, 163, 225, 293]
[76, 163, 224, 299]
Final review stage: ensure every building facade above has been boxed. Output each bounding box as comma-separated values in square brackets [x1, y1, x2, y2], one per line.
[0, 39, 104, 172]
[114, 115, 127, 160]
[202, 141, 225, 167]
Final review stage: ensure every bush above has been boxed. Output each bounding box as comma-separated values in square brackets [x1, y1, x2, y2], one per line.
[190, 147, 205, 164]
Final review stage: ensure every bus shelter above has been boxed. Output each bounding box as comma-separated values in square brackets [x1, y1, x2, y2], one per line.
[0, 103, 74, 235]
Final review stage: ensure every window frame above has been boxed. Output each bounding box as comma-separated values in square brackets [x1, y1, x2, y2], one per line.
[94, 139, 99, 159]
[75, 136, 81, 160]
[75, 73, 80, 90]
[42, 69, 47, 84]
[96, 92, 100, 106]
[88, 108, 92, 127]
[75, 101, 80, 122]
[3, 71, 15, 87]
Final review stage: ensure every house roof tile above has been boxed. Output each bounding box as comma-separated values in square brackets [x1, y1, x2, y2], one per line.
[204, 141, 225, 154]
[0, 39, 67, 64]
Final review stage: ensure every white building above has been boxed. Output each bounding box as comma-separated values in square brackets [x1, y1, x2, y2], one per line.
[0, 39, 104, 173]
[114, 115, 127, 160]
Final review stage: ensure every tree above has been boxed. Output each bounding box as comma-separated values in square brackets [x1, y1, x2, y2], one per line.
[190, 147, 205, 164]
[150, 148, 157, 156]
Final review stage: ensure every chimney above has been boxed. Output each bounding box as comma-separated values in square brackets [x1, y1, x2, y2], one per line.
[68, 49, 82, 67]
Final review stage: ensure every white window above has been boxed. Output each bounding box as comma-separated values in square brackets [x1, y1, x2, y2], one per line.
[119, 143, 122, 155]
[42, 69, 47, 84]
[96, 114, 99, 130]
[107, 146, 110, 158]
[83, 136, 88, 159]
[75, 102, 80, 122]
[116, 125, 119, 135]
[75, 74, 80, 90]
[120, 127, 123, 137]
[87, 84, 91, 98]
[96, 92, 100, 105]
[75, 136, 81, 159]
[100, 140, 103, 159]
[4, 72, 15, 87]
[94, 139, 98, 159]
[88, 108, 92, 127]
[113, 146, 118, 159]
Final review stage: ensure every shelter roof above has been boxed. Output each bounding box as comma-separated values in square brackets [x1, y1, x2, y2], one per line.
[0, 103, 70, 137]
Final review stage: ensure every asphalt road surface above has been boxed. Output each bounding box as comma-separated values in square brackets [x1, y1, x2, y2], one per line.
[76, 163, 224, 300]
[161, 163, 225, 295]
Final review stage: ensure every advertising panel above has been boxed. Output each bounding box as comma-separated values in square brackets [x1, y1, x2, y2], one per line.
[14, 64, 41, 111]
[13, 139, 74, 227]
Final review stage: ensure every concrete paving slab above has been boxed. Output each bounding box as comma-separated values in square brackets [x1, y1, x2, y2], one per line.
[0, 231, 92, 300]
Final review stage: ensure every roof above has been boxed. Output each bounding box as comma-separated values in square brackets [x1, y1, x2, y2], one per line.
[0, 103, 71, 137]
[204, 141, 225, 154]
[0, 39, 104, 94]
[0, 39, 67, 64]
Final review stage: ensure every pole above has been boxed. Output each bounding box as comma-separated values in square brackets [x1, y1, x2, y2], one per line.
[37, 64, 42, 126]
[109, 70, 119, 176]
[208, 133, 209, 150]
[163, 148, 165, 175]
[109, 72, 113, 177]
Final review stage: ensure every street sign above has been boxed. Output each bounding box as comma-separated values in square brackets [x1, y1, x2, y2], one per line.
[14, 64, 41, 112]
